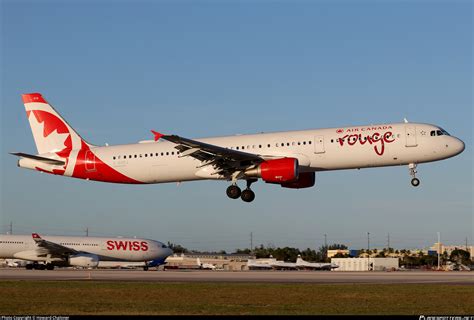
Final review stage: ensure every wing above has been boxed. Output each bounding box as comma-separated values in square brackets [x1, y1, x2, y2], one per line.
[152, 130, 264, 178]
[32, 233, 78, 255]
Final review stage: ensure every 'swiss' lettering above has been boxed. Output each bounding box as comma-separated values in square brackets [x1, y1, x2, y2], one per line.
[106, 240, 149, 251]
[338, 131, 395, 156]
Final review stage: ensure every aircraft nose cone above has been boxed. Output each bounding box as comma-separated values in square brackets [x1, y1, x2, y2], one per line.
[164, 248, 173, 258]
[454, 138, 465, 155]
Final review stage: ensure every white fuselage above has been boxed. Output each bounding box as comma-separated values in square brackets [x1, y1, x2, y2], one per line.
[78, 122, 464, 184]
[0, 234, 172, 262]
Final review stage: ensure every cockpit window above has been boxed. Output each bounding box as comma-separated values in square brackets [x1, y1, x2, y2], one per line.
[430, 129, 450, 137]
[440, 128, 450, 136]
[161, 244, 167, 248]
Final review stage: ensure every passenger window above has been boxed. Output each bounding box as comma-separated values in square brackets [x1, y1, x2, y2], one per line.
[145, 154, 148, 157]
[259, 145, 262, 148]
[156, 153, 159, 156]
[309, 141, 312, 144]
[303, 141, 306, 145]
[267, 144, 270, 148]
[113, 156, 116, 160]
[298, 142, 301, 145]
[134, 155, 137, 158]
[236, 147, 239, 150]
[172, 152, 174, 155]
[166, 152, 169, 155]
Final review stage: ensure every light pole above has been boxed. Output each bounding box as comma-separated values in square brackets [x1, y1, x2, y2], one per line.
[367, 232, 370, 271]
[324, 234, 327, 261]
[437, 232, 441, 270]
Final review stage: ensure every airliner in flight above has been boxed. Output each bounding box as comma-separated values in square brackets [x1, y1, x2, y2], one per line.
[0, 233, 172, 270]
[12, 93, 465, 202]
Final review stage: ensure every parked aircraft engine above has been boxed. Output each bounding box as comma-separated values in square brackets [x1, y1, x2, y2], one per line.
[281, 172, 315, 189]
[69, 253, 99, 268]
[245, 158, 299, 183]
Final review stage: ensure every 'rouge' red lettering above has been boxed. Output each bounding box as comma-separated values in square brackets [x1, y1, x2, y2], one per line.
[338, 131, 395, 156]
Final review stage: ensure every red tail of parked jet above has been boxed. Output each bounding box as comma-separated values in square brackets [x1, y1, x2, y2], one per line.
[12, 93, 465, 202]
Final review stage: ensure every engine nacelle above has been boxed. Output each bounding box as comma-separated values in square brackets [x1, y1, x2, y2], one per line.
[69, 253, 99, 268]
[281, 172, 315, 189]
[245, 158, 299, 183]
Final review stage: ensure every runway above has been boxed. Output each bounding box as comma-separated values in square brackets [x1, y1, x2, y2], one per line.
[1, 268, 472, 284]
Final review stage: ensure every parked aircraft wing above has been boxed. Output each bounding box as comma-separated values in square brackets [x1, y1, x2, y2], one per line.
[32, 233, 78, 255]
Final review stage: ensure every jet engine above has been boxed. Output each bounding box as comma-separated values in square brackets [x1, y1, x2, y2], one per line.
[245, 158, 299, 183]
[69, 253, 99, 268]
[281, 172, 315, 189]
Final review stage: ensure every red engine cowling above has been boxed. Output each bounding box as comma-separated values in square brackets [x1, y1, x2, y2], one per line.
[281, 172, 315, 189]
[245, 158, 299, 183]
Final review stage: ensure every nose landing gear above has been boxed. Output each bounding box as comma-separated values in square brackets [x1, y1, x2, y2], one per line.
[409, 163, 420, 187]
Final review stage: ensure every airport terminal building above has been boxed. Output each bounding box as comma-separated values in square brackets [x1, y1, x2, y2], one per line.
[331, 257, 399, 271]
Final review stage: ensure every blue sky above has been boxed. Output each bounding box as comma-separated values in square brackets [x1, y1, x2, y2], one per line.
[1, 0, 472, 252]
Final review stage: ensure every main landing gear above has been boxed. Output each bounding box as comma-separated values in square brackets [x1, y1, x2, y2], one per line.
[409, 163, 420, 187]
[226, 179, 257, 202]
[25, 263, 54, 270]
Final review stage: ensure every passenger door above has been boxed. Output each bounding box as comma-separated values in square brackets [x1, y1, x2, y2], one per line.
[85, 150, 96, 172]
[314, 136, 325, 154]
[405, 126, 418, 147]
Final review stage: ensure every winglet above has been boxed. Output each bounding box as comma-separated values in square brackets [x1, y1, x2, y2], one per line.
[32, 233, 42, 240]
[151, 130, 164, 141]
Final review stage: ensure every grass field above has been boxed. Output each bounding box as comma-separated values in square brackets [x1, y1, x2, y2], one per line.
[1, 281, 473, 315]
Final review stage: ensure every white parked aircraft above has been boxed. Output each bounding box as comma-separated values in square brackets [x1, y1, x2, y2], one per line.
[4, 259, 29, 268]
[296, 256, 338, 270]
[12, 93, 465, 202]
[196, 258, 217, 270]
[0, 233, 173, 270]
[247, 257, 297, 270]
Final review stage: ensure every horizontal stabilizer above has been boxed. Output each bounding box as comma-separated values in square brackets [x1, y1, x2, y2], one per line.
[10, 152, 65, 166]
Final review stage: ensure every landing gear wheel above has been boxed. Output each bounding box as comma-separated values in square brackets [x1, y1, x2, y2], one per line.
[143, 266, 149, 271]
[25, 264, 33, 270]
[411, 178, 420, 187]
[46, 264, 54, 270]
[226, 185, 241, 199]
[241, 189, 255, 203]
[408, 163, 420, 187]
